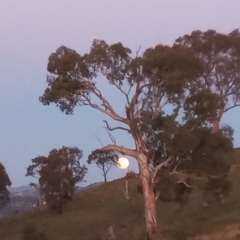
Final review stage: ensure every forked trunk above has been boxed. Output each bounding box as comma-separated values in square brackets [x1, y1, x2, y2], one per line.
[138, 153, 161, 240]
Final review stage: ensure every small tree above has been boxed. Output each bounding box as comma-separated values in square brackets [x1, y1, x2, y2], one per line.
[0, 162, 11, 209]
[175, 29, 240, 132]
[88, 151, 117, 183]
[26, 146, 87, 214]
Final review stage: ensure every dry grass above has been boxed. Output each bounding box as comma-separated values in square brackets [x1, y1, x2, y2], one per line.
[1, 170, 240, 240]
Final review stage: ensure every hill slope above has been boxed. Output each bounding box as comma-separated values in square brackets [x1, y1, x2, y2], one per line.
[1, 172, 240, 240]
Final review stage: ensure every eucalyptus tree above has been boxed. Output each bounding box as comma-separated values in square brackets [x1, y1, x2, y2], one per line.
[175, 29, 240, 132]
[39, 40, 202, 239]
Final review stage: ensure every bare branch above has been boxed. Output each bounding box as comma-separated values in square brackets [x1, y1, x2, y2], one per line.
[95, 136, 104, 147]
[225, 103, 240, 112]
[177, 180, 192, 188]
[76, 81, 128, 124]
[103, 120, 131, 134]
[169, 163, 182, 175]
[102, 126, 116, 145]
[152, 156, 174, 181]
[136, 45, 141, 58]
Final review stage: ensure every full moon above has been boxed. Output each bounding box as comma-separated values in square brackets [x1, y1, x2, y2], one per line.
[117, 157, 129, 169]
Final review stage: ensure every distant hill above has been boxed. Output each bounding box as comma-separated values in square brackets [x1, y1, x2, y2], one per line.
[9, 185, 34, 193]
[0, 182, 103, 220]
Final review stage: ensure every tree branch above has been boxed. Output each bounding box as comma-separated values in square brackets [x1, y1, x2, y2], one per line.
[225, 103, 240, 112]
[102, 126, 116, 145]
[136, 45, 141, 57]
[111, 81, 131, 105]
[93, 145, 136, 158]
[169, 163, 182, 175]
[95, 136, 104, 147]
[77, 81, 128, 124]
[152, 156, 174, 182]
[103, 120, 131, 134]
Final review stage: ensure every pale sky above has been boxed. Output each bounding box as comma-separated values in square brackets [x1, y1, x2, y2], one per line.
[0, 0, 240, 187]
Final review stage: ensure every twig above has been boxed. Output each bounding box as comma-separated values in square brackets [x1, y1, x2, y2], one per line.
[102, 125, 116, 145]
[177, 180, 192, 188]
[136, 45, 141, 58]
[95, 136, 104, 147]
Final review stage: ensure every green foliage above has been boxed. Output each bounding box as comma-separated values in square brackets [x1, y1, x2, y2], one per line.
[26, 146, 87, 214]
[203, 176, 233, 204]
[39, 38, 202, 120]
[0, 162, 11, 209]
[175, 29, 240, 120]
[87, 151, 117, 183]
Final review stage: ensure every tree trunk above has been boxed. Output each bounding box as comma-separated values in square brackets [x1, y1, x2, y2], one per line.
[138, 153, 161, 240]
[31, 183, 43, 207]
[103, 173, 107, 183]
[213, 119, 220, 132]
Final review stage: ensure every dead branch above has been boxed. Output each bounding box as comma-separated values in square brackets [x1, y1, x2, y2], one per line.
[136, 45, 141, 58]
[102, 126, 116, 145]
[103, 120, 131, 134]
[152, 156, 174, 182]
[177, 180, 192, 188]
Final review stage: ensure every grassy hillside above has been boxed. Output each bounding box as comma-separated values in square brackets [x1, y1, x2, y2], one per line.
[1, 169, 240, 240]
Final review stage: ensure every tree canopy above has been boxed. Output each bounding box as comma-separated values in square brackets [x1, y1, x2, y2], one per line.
[26, 146, 87, 214]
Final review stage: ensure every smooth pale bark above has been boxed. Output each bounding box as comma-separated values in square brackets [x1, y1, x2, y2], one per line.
[30, 183, 43, 207]
[138, 153, 161, 240]
[213, 119, 220, 132]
